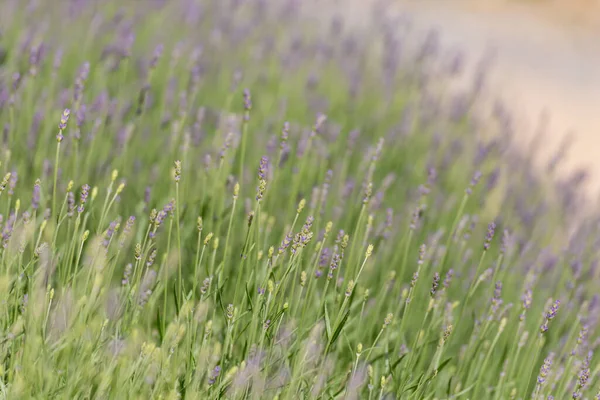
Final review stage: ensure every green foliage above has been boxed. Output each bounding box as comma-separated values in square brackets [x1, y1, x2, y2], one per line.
[0, 0, 595, 399]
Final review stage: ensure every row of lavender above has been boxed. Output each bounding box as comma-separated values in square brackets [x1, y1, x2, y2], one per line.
[0, 0, 595, 398]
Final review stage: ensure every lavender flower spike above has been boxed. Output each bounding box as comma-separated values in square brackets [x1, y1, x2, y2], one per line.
[58, 108, 70, 134]
[31, 179, 41, 210]
[430, 272, 440, 298]
[537, 353, 554, 385]
[258, 156, 268, 180]
[484, 221, 496, 251]
[540, 299, 560, 333]
[208, 365, 221, 386]
[78, 184, 90, 213]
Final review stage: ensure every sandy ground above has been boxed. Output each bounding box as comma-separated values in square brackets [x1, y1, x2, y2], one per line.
[312, 0, 600, 198]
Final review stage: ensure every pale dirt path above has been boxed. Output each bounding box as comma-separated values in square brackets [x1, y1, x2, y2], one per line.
[308, 0, 600, 199]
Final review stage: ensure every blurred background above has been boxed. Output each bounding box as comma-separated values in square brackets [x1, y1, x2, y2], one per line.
[319, 0, 600, 199]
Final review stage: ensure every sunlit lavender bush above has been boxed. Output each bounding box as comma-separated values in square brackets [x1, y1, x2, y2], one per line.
[0, 0, 597, 398]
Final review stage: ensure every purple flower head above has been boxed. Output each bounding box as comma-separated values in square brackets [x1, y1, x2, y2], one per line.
[163, 199, 175, 216]
[146, 249, 157, 268]
[58, 108, 70, 132]
[312, 113, 327, 136]
[119, 216, 135, 247]
[53, 48, 63, 72]
[537, 353, 554, 385]
[122, 263, 132, 286]
[278, 233, 292, 255]
[103, 219, 120, 248]
[76, 104, 86, 127]
[409, 206, 421, 231]
[258, 156, 268, 180]
[243, 88, 252, 112]
[466, 170, 482, 195]
[328, 253, 341, 279]
[578, 351, 592, 388]
[430, 272, 440, 298]
[2, 212, 16, 248]
[200, 278, 211, 295]
[208, 365, 221, 386]
[574, 324, 589, 354]
[418, 244, 426, 265]
[490, 281, 503, 319]
[11, 72, 21, 92]
[484, 222, 496, 251]
[493, 282, 502, 303]
[154, 210, 167, 230]
[541, 299, 560, 333]
[78, 184, 90, 213]
[443, 269, 454, 289]
[418, 184, 430, 196]
[30, 179, 41, 210]
[319, 247, 331, 267]
[6, 171, 17, 196]
[280, 122, 290, 150]
[67, 191, 75, 216]
[520, 289, 532, 321]
[74, 62, 90, 103]
[149, 44, 163, 69]
[144, 186, 151, 206]
[383, 208, 394, 238]
[302, 216, 314, 231]
[138, 269, 157, 306]
[500, 229, 511, 254]
[546, 300, 560, 320]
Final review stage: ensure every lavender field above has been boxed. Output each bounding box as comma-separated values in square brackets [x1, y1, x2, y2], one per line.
[0, 0, 597, 399]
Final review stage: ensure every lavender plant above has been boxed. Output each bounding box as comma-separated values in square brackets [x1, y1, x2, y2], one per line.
[0, 0, 596, 399]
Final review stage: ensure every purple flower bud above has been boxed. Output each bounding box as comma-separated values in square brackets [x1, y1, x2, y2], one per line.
[484, 222, 496, 251]
[53, 48, 63, 72]
[67, 191, 75, 216]
[149, 44, 163, 69]
[328, 253, 341, 279]
[76, 104, 86, 127]
[243, 88, 252, 112]
[208, 365, 221, 385]
[74, 62, 90, 103]
[103, 219, 120, 248]
[430, 272, 440, 298]
[540, 300, 560, 333]
[1, 212, 15, 248]
[466, 170, 482, 195]
[500, 229, 511, 254]
[520, 289, 532, 321]
[280, 122, 290, 150]
[143, 186, 151, 207]
[138, 269, 157, 306]
[122, 263, 132, 286]
[119, 216, 135, 247]
[8, 171, 17, 196]
[58, 108, 70, 132]
[31, 180, 41, 210]
[146, 249, 157, 268]
[258, 156, 268, 180]
[278, 233, 292, 254]
[443, 269, 454, 289]
[537, 353, 554, 385]
[78, 184, 90, 213]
